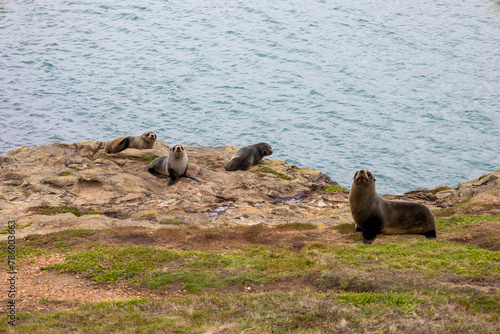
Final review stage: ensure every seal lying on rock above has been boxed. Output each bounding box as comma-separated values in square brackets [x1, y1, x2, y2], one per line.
[148, 145, 201, 186]
[348, 169, 437, 244]
[225, 142, 273, 171]
[105, 131, 157, 154]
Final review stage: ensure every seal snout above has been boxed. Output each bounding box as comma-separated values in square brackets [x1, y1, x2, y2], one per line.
[173, 145, 184, 154]
[354, 169, 372, 184]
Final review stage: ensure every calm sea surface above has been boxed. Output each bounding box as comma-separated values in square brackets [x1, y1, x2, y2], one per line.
[1, 0, 500, 194]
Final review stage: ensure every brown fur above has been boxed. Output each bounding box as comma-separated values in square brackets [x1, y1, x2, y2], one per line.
[105, 131, 156, 154]
[348, 169, 436, 244]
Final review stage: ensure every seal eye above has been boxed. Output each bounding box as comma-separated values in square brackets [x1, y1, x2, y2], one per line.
[367, 171, 371, 177]
[354, 171, 358, 178]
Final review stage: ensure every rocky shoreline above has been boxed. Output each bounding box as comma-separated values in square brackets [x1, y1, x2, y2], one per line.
[1, 141, 499, 239]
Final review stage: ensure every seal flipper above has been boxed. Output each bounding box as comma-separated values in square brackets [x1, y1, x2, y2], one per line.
[111, 137, 129, 154]
[184, 175, 201, 183]
[167, 173, 180, 186]
[361, 233, 376, 245]
[359, 216, 382, 245]
[423, 230, 437, 240]
[167, 167, 180, 186]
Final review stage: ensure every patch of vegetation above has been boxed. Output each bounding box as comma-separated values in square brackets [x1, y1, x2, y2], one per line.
[277, 222, 317, 230]
[258, 166, 292, 181]
[436, 214, 500, 232]
[7, 223, 500, 333]
[134, 156, 157, 163]
[322, 185, 346, 192]
[259, 167, 278, 174]
[3, 290, 498, 333]
[24, 229, 95, 248]
[160, 219, 181, 226]
[43, 246, 317, 293]
[258, 161, 270, 165]
[58, 172, 72, 176]
[333, 222, 356, 234]
[431, 185, 452, 194]
[338, 292, 423, 311]
[0, 221, 35, 234]
[28, 205, 101, 217]
[308, 241, 500, 281]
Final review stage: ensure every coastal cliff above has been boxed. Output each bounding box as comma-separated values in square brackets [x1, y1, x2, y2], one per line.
[1, 141, 499, 333]
[0, 140, 499, 239]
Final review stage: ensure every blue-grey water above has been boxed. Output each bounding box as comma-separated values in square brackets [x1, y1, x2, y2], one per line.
[1, 0, 500, 194]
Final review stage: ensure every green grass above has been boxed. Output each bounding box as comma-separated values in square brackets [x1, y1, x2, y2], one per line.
[7, 225, 500, 333]
[28, 205, 101, 217]
[436, 214, 500, 232]
[43, 246, 317, 293]
[322, 185, 347, 192]
[2, 291, 498, 333]
[308, 240, 500, 281]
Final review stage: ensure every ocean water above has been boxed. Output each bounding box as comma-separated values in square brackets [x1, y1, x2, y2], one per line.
[1, 0, 499, 194]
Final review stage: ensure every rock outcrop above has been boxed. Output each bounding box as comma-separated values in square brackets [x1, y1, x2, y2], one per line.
[1, 141, 498, 238]
[0, 141, 349, 238]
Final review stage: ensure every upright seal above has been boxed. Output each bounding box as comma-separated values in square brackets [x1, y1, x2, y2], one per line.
[105, 131, 157, 154]
[148, 145, 201, 186]
[225, 142, 273, 171]
[348, 169, 437, 244]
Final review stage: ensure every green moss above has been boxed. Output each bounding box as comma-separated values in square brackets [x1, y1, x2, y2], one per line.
[28, 205, 101, 217]
[0, 221, 35, 234]
[258, 166, 292, 181]
[323, 185, 346, 192]
[277, 222, 317, 230]
[431, 185, 452, 194]
[436, 214, 500, 232]
[134, 156, 157, 163]
[59, 172, 72, 176]
[333, 223, 356, 234]
[160, 220, 181, 226]
[259, 167, 278, 174]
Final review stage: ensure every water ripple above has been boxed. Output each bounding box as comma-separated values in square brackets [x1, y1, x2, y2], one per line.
[1, 0, 499, 194]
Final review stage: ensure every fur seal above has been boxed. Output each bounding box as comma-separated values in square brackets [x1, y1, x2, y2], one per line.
[225, 142, 273, 171]
[105, 131, 157, 154]
[148, 145, 201, 186]
[348, 169, 437, 244]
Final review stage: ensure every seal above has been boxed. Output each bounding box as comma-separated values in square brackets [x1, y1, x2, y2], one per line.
[105, 131, 157, 154]
[225, 142, 273, 171]
[348, 169, 437, 244]
[148, 145, 201, 186]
